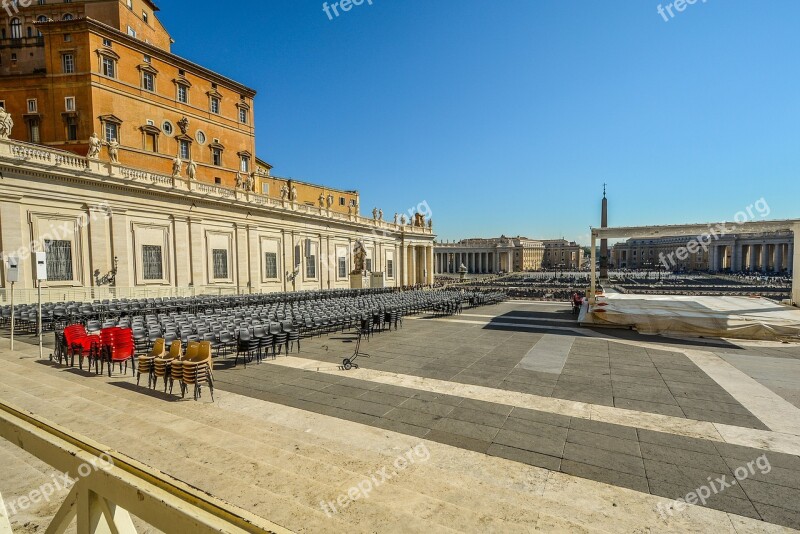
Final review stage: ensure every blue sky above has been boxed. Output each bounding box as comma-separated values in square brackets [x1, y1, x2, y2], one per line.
[160, 0, 799, 245]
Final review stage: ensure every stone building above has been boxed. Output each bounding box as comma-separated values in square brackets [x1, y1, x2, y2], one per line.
[611, 234, 794, 273]
[0, 2, 435, 301]
[433, 236, 546, 274]
[541, 239, 584, 270]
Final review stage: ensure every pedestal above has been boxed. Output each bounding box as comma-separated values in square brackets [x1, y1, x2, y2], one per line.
[350, 273, 371, 289]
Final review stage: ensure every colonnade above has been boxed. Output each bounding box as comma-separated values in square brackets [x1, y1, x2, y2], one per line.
[402, 243, 435, 286]
[432, 250, 515, 274]
[710, 240, 794, 273]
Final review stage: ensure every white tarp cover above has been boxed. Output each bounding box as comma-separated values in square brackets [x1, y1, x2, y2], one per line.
[584, 294, 800, 341]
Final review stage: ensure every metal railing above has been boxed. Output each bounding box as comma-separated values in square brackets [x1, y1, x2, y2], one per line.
[0, 286, 243, 305]
[0, 401, 290, 533]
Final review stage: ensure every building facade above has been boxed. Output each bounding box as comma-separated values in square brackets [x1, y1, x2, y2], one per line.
[0, 0, 261, 189]
[0, 2, 435, 301]
[433, 236, 547, 275]
[0, 138, 434, 301]
[541, 240, 584, 270]
[611, 234, 794, 273]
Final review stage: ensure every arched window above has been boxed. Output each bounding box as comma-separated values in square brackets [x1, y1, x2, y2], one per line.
[10, 18, 22, 39]
[36, 16, 47, 36]
[62, 14, 74, 21]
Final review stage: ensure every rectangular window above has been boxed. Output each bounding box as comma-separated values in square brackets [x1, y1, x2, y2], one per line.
[102, 57, 116, 78]
[338, 257, 347, 278]
[177, 85, 188, 103]
[365, 259, 372, 272]
[179, 140, 190, 160]
[212, 148, 222, 166]
[27, 99, 37, 113]
[127, 26, 137, 38]
[67, 122, 78, 141]
[306, 255, 316, 279]
[104, 122, 118, 143]
[142, 72, 154, 91]
[142, 245, 163, 280]
[387, 259, 394, 278]
[212, 249, 228, 279]
[261, 183, 269, 195]
[28, 119, 40, 143]
[239, 108, 247, 124]
[44, 240, 73, 282]
[265, 252, 278, 279]
[240, 156, 250, 173]
[145, 132, 157, 152]
[65, 96, 75, 111]
[339, 197, 345, 206]
[62, 54, 74, 74]
[210, 96, 220, 114]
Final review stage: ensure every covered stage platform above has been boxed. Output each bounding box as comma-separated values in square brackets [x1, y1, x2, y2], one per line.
[587, 218, 800, 340]
[580, 293, 800, 341]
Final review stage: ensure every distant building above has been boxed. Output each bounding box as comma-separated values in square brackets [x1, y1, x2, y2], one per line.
[434, 236, 554, 274]
[611, 233, 794, 273]
[541, 240, 584, 270]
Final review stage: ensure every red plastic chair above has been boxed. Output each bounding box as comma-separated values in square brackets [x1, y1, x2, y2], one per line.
[100, 327, 136, 377]
[63, 324, 99, 371]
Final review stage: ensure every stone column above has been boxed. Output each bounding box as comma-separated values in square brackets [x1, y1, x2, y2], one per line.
[410, 245, 417, 286]
[87, 204, 111, 288]
[0, 196, 29, 288]
[748, 244, 757, 271]
[233, 223, 249, 294]
[732, 243, 742, 272]
[172, 216, 191, 289]
[427, 246, 434, 285]
[789, 242, 794, 274]
[775, 244, 784, 273]
[188, 217, 205, 288]
[762, 244, 769, 273]
[110, 207, 132, 288]
[249, 226, 261, 293]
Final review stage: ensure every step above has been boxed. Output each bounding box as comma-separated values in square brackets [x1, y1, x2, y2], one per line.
[0, 343, 782, 533]
[0, 358, 597, 533]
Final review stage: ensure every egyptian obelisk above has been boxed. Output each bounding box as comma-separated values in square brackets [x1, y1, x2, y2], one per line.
[600, 185, 609, 280]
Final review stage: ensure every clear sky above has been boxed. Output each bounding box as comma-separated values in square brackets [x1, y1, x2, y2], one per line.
[160, 0, 799, 245]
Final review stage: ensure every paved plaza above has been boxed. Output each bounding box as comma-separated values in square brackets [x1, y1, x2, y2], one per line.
[2, 300, 800, 532]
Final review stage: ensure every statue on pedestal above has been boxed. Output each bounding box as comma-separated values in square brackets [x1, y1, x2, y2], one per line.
[87, 133, 102, 159]
[106, 139, 120, 164]
[378, 209, 384, 221]
[319, 193, 326, 208]
[187, 159, 198, 180]
[291, 186, 298, 201]
[0, 107, 14, 139]
[280, 184, 289, 200]
[394, 213, 399, 224]
[327, 194, 334, 208]
[172, 155, 183, 178]
[352, 240, 367, 274]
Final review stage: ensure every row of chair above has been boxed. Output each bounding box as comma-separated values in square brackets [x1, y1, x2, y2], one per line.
[138, 339, 214, 401]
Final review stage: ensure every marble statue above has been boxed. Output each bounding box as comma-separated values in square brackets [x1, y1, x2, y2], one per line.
[427, 218, 433, 229]
[327, 194, 334, 208]
[291, 186, 298, 201]
[394, 213, 399, 224]
[319, 194, 326, 208]
[0, 107, 13, 139]
[353, 240, 367, 273]
[106, 139, 120, 164]
[87, 133, 102, 159]
[400, 214, 407, 225]
[172, 155, 182, 178]
[378, 209, 383, 221]
[280, 185, 289, 200]
[372, 208, 378, 220]
[235, 173, 243, 189]
[186, 160, 197, 180]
